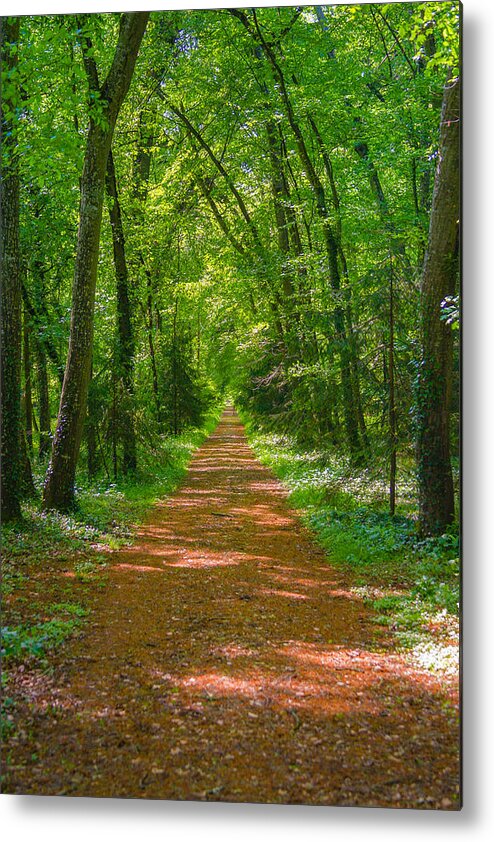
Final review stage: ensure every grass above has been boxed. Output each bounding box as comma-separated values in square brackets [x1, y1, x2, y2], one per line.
[1, 407, 222, 696]
[2, 407, 222, 585]
[246, 427, 459, 674]
[1, 601, 88, 743]
[1, 602, 87, 663]
[1, 407, 223, 747]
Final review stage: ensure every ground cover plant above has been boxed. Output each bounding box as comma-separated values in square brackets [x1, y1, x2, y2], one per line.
[1, 410, 221, 747]
[248, 427, 459, 676]
[1, 411, 460, 808]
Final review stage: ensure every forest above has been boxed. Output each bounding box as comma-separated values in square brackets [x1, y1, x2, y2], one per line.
[1, 3, 460, 807]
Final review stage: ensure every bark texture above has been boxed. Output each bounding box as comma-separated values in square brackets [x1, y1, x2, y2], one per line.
[43, 12, 148, 510]
[1, 17, 22, 521]
[416, 76, 460, 536]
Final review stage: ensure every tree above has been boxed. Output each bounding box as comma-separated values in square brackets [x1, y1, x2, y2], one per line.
[43, 12, 149, 510]
[0, 4, 458, 530]
[416, 75, 460, 536]
[105, 148, 137, 473]
[229, 8, 364, 457]
[1, 17, 23, 521]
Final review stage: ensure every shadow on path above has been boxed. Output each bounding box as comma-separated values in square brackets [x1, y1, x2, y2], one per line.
[5, 409, 459, 808]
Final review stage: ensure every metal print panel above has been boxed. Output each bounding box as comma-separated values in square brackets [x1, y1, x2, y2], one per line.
[1, 1, 461, 809]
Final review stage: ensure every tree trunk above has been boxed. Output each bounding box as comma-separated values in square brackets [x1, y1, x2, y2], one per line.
[172, 298, 179, 435]
[22, 276, 65, 386]
[146, 272, 162, 425]
[43, 12, 148, 511]
[132, 108, 168, 427]
[34, 336, 52, 458]
[105, 147, 137, 473]
[169, 101, 285, 333]
[309, 116, 369, 452]
[0, 17, 23, 521]
[354, 138, 409, 265]
[235, 10, 361, 455]
[86, 366, 99, 480]
[133, 107, 154, 200]
[23, 306, 33, 452]
[112, 367, 118, 481]
[20, 428, 36, 498]
[389, 262, 397, 516]
[265, 118, 296, 303]
[416, 75, 460, 536]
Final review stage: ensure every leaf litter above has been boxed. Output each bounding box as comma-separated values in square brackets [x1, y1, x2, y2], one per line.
[3, 411, 459, 808]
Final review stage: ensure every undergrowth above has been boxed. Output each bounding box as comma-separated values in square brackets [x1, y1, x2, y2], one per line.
[1, 407, 222, 734]
[247, 428, 459, 672]
[2, 407, 222, 580]
[2, 603, 87, 663]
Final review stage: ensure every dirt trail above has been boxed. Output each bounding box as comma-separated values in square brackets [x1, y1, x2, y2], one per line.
[5, 410, 459, 807]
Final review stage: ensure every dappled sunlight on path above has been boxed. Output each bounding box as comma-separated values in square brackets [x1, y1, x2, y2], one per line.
[5, 408, 459, 808]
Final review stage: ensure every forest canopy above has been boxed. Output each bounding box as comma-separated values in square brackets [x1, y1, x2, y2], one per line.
[0, 2, 460, 535]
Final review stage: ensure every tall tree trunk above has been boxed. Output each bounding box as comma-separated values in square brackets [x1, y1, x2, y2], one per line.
[284, 116, 359, 451]
[86, 365, 99, 481]
[20, 428, 36, 498]
[168, 101, 285, 335]
[172, 298, 179, 435]
[34, 336, 51, 458]
[23, 304, 34, 453]
[264, 118, 306, 362]
[112, 367, 118, 480]
[354, 138, 408, 264]
[22, 276, 65, 386]
[416, 75, 460, 536]
[389, 262, 397, 516]
[231, 8, 362, 456]
[105, 147, 137, 473]
[43, 12, 149, 511]
[309, 116, 369, 451]
[0, 17, 23, 521]
[138, 254, 163, 426]
[133, 106, 155, 200]
[132, 107, 168, 426]
[265, 118, 296, 303]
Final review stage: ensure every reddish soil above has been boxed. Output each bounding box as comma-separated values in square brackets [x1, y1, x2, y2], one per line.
[4, 410, 460, 808]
